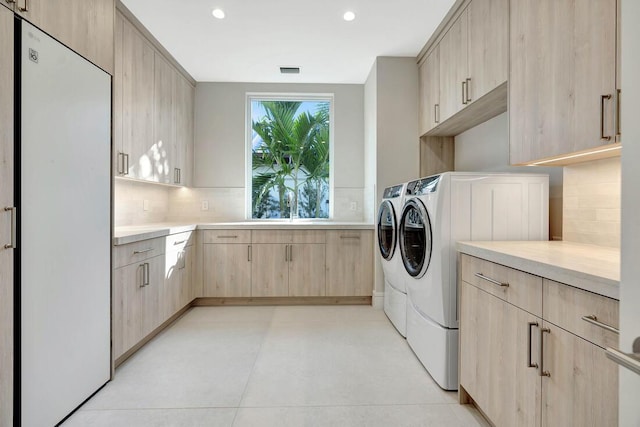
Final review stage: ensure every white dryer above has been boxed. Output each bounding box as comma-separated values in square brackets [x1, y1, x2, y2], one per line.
[377, 183, 407, 336]
[399, 172, 549, 390]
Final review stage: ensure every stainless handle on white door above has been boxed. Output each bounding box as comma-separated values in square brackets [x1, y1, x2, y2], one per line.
[528, 321, 539, 369]
[466, 78, 472, 103]
[4, 207, 16, 249]
[474, 272, 509, 287]
[601, 94, 612, 141]
[582, 315, 619, 334]
[173, 240, 186, 246]
[540, 327, 551, 377]
[606, 338, 640, 376]
[133, 248, 154, 254]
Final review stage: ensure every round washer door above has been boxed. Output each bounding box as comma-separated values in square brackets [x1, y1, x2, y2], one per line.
[377, 200, 397, 260]
[399, 198, 433, 278]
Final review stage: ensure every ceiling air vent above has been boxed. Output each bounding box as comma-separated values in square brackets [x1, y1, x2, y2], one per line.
[280, 67, 300, 74]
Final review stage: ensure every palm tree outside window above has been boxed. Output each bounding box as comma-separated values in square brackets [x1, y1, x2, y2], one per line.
[248, 95, 332, 219]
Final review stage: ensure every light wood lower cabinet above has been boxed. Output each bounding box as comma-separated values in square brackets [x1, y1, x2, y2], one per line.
[163, 242, 194, 319]
[251, 244, 290, 297]
[459, 254, 619, 427]
[113, 255, 162, 360]
[289, 244, 326, 297]
[203, 244, 252, 297]
[325, 230, 373, 296]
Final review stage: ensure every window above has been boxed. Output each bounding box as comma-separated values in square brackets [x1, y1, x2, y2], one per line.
[247, 94, 333, 219]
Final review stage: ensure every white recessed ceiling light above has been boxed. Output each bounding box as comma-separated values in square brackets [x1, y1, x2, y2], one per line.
[343, 11, 356, 22]
[212, 8, 225, 19]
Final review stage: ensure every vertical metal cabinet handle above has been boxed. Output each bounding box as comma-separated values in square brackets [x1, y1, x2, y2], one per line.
[18, 0, 28, 12]
[616, 89, 621, 139]
[247, 245, 252, 262]
[289, 245, 293, 262]
[434, 104, 440, 124]
[581, 315, 619, 334]
[466, 78, 472, 103]
[4, 207, 17, 249]
[178, 168, 181, 184]
[117, 152, 123, 175]
[139, 263, 147, 288]
[528, 322, 539, 369]
[540, 327, 551, 377]
[124, 153, 129, 175]
[601, 94, 612, 140]
[474, 272, 509, 287]
[462, 81, 467, 105]
[145, 263, 150, 286]
[285, 245, 288, 262]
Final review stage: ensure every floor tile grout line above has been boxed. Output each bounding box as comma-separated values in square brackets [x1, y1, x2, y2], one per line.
[230, 306, 279, 426]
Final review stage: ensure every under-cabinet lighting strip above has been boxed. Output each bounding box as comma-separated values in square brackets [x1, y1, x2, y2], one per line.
[527, 145, 622, 166]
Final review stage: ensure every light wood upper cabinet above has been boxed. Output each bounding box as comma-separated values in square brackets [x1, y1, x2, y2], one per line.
[438, 9, 468, 123]
[467, 0, 508, 102]
[418, 46, 440, 136]
[203, 243, 252, 297]
[0, 6, 13, 426]
[115, 16, 155, 180]
[509, 0, 618, 164]
[14, 0, 114, 74]
[325, 230, 373, 296]
[114, 11, 194, 185]
[154, 53, 176, 184]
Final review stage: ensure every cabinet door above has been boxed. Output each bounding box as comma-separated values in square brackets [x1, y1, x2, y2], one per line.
[174, 74, 194, 186]
[251, 244, 289, 297]
[113, 262, 146, 359]
[113, 13, 124, 176]
[460, 282, 541, 427]
[162, 249, 182, 319]
[419, 46, 440, 135]
[142, 256, 163, 336]
[0, 6, 13, 425]
[467, 0, 508, 102]
[203, 244, 252, 297]
[182, 245, 194, 306]
[121, 18, 155, 180]
[15, 0, 114, 74]
[542, 322, 618, 427]
[153, 53, 176, 184]
[438, 8, 468, 122]
[289, 244, 326, 297]
[325, 231, 373, 296]
[510, 0, 617, 164]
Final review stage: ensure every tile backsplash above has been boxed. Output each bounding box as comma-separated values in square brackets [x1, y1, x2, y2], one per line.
[114, 179, 366, 226]
[563, 157, 621, 248]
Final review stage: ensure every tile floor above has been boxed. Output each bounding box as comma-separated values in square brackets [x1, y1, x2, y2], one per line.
[63, 306, 489, 427]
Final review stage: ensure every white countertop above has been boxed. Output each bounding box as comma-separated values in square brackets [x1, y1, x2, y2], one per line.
[114, 221, 374, 246]
[457, 241, 620, 300]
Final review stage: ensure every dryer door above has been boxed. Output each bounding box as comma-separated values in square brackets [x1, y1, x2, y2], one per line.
[399, 198, 433, 278]
[377, 200, 397, 260]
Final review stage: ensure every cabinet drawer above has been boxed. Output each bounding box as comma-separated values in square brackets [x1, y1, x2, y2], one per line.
[166, 231, 194, 250]
[202, 229, 251, 244]
[461, 254, 542, 317]
[543, 279, 619, 349]
[113, 237, 165, 269]
[252, 230, 291, 244]
[291, 230, 325, 244]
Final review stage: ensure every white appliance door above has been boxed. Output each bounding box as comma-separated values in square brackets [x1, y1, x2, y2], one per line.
[618, 0, 640, 424]
[19, 21, 111, 427]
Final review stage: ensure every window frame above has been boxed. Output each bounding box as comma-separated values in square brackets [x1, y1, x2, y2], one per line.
[245, 92, 335, 220]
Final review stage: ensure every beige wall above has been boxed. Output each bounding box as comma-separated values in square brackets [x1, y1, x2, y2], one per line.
[454, 112, 564, 240]
[365, 57, 421, 295]
[193, 82, 365, 220]
[563, 157, 621, 248]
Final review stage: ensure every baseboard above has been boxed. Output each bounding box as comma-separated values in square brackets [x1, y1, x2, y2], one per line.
[192, 296, 372, 306]
[372, 290, 384, 309]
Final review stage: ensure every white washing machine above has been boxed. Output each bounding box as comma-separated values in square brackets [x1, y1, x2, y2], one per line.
[399, 172, 549, 390]
[377, 183, 407, 336]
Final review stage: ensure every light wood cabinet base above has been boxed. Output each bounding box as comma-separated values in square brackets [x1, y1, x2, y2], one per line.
[192, 296, 372, 307]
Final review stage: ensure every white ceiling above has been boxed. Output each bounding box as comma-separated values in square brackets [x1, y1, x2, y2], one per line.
[121, 0, 455, 84]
